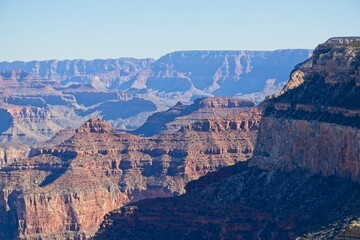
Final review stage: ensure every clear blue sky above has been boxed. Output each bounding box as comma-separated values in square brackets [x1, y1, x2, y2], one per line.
[0, 0, 359, 61]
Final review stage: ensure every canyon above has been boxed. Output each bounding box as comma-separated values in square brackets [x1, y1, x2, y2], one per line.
[94, 37, 360, 239]
[3, 36, 358, 239]
[0, 50, 310, 146]
[0, 97, 261, 239]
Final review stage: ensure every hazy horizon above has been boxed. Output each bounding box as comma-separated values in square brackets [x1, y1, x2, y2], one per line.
[0, 48, 315, 62]
[0, 0, 359, 61]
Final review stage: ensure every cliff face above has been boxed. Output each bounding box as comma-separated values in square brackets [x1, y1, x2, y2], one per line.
[94, 37, 360, 240]
[95, 164, 360, 240]
[0, 105, 81, 145]
[138, 50, 312, 99]
[14, 190, 127, 240]
[252, 37, 360, 181]
[0, 50, 309, 145]
[0, 98, 260, 239]
[0, 146, 31, 169]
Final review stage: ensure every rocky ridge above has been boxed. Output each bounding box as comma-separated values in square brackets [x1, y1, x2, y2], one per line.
[94, 37, 360, 239]
[133, 97, 256, 137]
[0, 97, 260, 239]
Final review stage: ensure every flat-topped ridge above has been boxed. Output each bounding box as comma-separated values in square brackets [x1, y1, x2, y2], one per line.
[194, 97, 255, 109]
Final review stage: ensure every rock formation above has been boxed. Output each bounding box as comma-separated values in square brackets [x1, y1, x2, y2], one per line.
[132, 97, 256, 136]
[94, 37, 360, 239]
[253, 37, 360, 179]
[0, 58, 154, 89]
[0, 50, 310, 145]
[0, 145, 31, 169]
[137, 50, 312, 101]
[0, 97, 260, 239]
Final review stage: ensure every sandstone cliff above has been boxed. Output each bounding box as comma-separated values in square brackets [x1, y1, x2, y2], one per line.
[0, 98, 260, 239]
[252, 37, 360, 180]
[94, 37, 360, 239]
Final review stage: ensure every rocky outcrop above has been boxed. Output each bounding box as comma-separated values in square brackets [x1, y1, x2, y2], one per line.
[76, 118, 114, 133]
[0, 97, 260, 239]
[94, 37, 360, 240]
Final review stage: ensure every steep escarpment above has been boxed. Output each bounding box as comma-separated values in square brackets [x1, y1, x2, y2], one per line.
[94, 37, 360, 240]
[0, 97, 260, 239]
[252, 37, 360, 180]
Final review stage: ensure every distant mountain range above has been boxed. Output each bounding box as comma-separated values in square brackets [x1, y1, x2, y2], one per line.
[0, 49, 311, 144]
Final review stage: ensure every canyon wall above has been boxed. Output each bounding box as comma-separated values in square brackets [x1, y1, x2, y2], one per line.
[94, 37, 360, 240]
[0, 97, 260, 239]
[252, 37, 360, 181]
[0, 50, 310, 144]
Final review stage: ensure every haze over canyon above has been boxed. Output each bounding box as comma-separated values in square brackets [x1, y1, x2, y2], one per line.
[0, 36, 359, 240]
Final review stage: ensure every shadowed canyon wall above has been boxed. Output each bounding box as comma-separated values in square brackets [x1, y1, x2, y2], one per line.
[94, 37, 360, 240]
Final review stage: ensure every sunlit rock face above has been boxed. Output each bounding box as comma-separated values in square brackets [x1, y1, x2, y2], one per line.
[0, 97, 260, 239]
[252, 37, 360, 181]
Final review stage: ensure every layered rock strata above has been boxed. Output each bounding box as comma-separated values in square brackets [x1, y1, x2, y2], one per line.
[95, 163, 360, 240]
[133, 97, 256, 136]
[0, 98, 260, 239]
[0, 146, 31, 169]
[252, 37, 360, 180]
[94, 37, 360, 239]
[0, 50, 310, 144]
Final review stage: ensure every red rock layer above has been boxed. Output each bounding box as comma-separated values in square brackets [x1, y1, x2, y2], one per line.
[93, 37, 360, 240]
[0, 99, 260, 239]
[252, 37, 360, 182]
